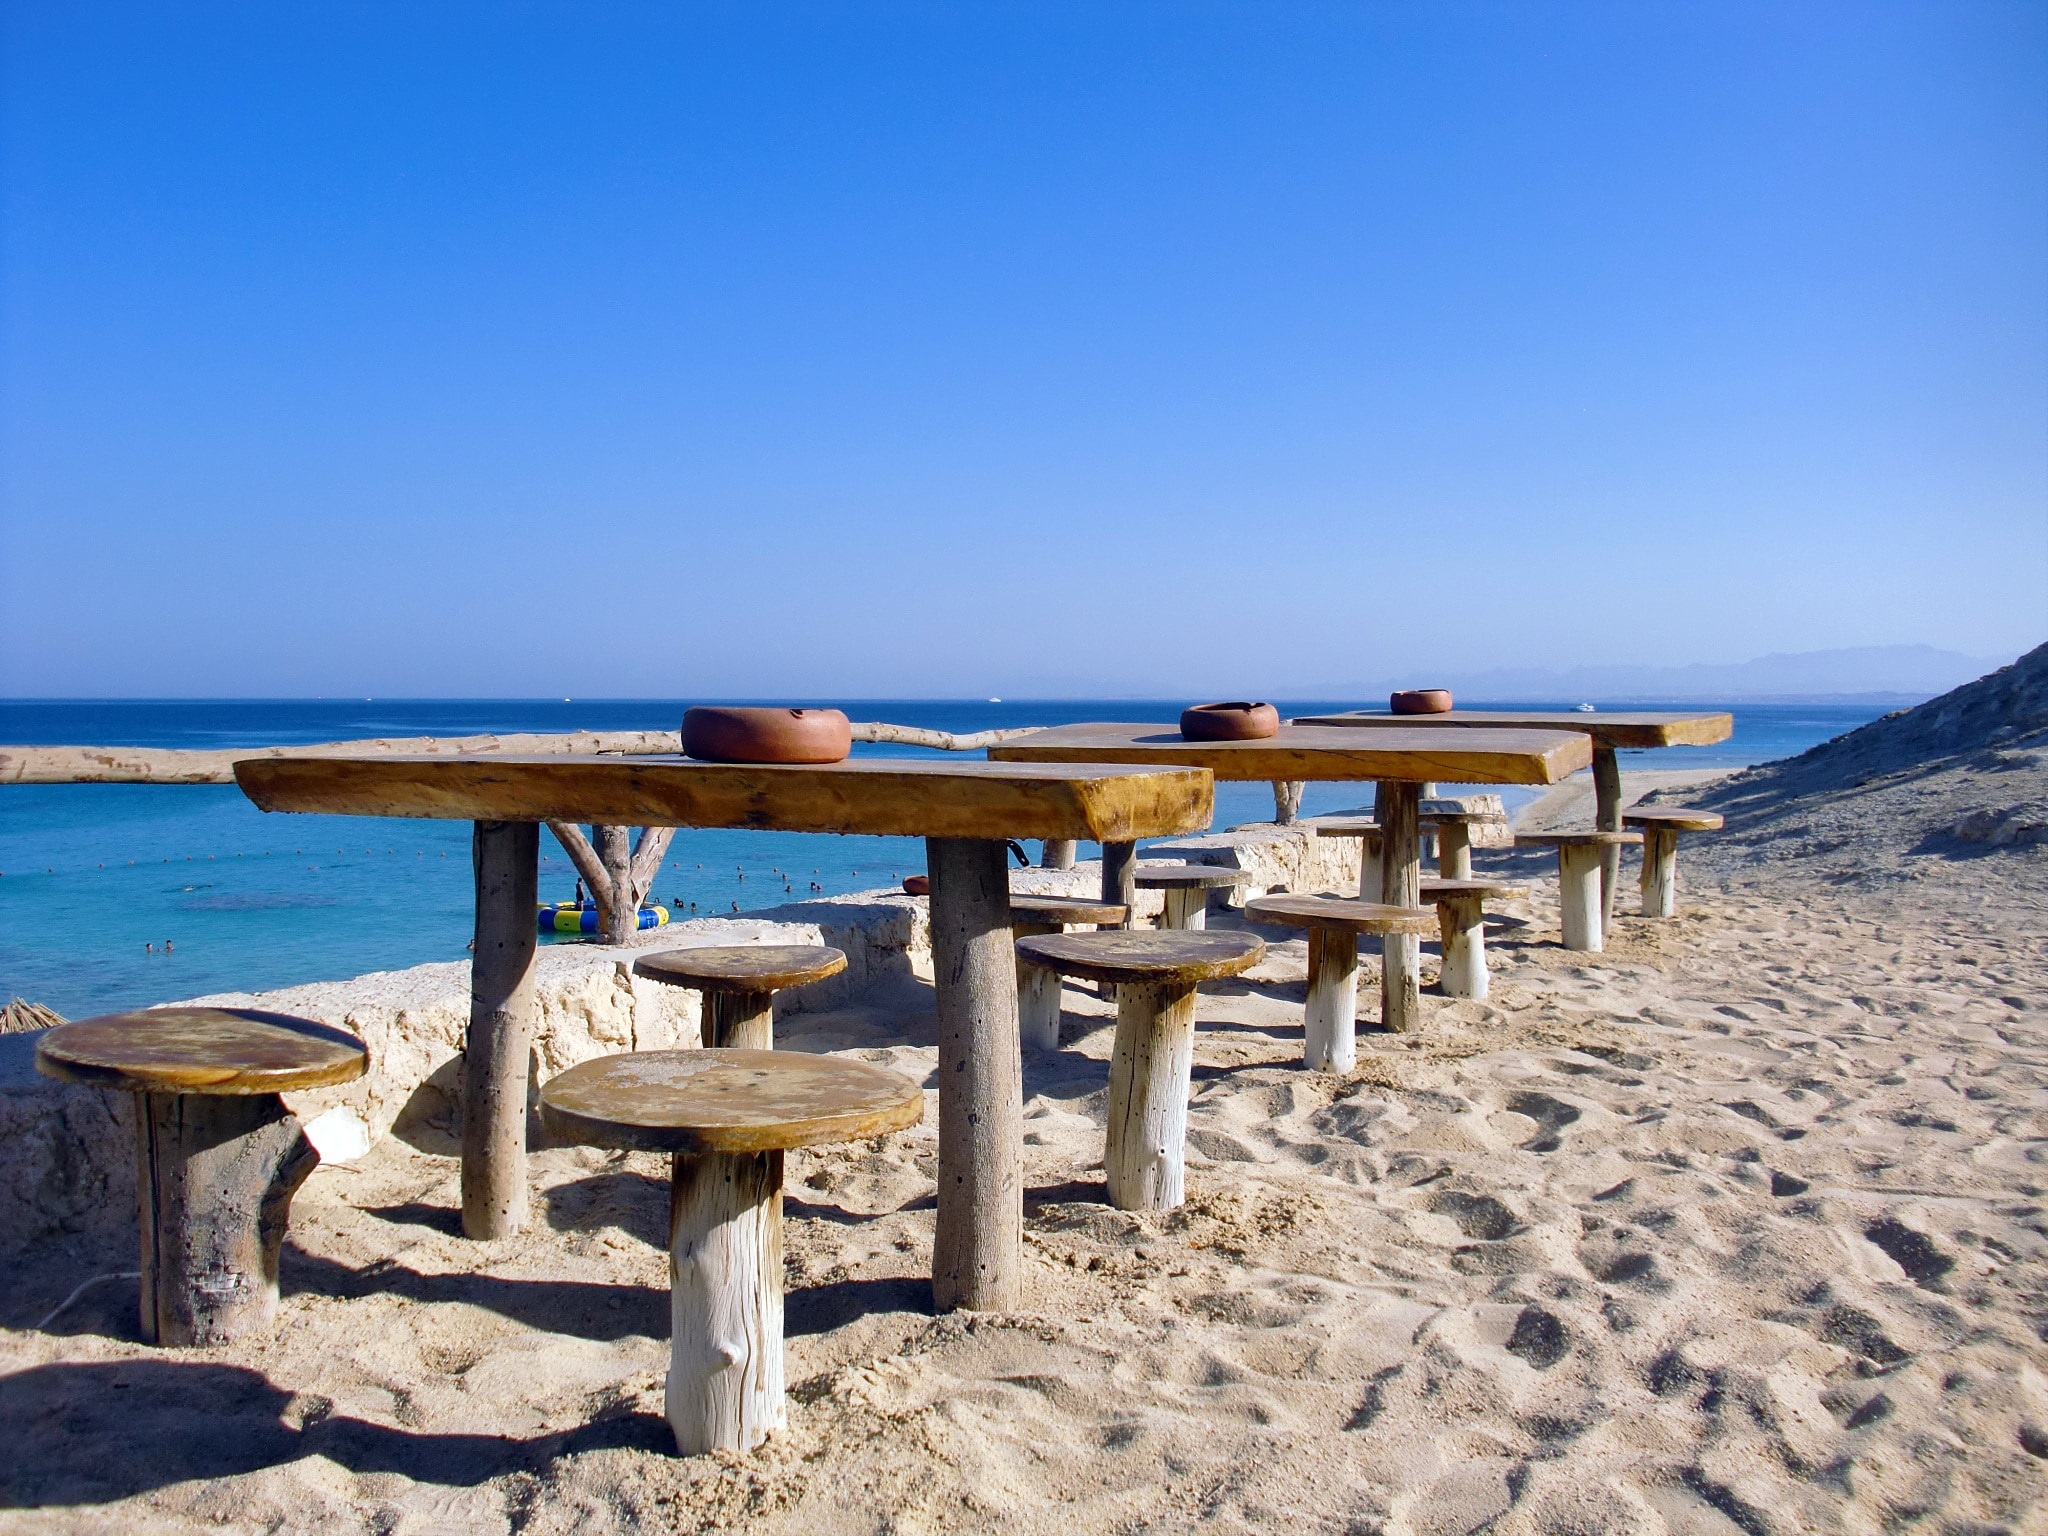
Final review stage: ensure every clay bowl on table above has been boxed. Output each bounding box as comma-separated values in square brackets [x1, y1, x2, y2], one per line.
[1180, 702, 1280, 741]
[681, 706, 853, 764]
[1389, 689, 1453, 716]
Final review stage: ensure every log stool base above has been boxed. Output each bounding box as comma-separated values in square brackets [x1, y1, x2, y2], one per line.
[1015, 930, 1264, 1211]
[635, 945, 848, 1050]
[35, 1007, 369, 1346]
[1516, 832, 1643, 952]
[1622, 808, 1725, 919]
[1009, 895, 1128, 1051]
[1134, 864, 1245, 932]
[1313, 817, 1384, 903]
[1418, 879, 1526, 1001]
[1244, 895, 1436, 1069]
[540, 1048, 923, 1455]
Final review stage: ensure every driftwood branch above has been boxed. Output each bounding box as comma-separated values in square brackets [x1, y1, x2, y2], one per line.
[545, 821, 611, 906]
[1, 731, 683, 786]
[4, 722, 1050, 786]
[846, 722, 1041, 751]
[630, 827, 677, 906]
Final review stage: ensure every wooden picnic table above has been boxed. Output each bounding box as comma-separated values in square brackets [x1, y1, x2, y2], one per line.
[1289, 709, 1732, 929]
[988, 724, 1588, 1031]
[236, 753, 1211, 1312]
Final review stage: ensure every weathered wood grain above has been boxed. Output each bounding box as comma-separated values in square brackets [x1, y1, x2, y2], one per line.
[237, 755, 1213, 843]
[990, 723, 1590, 785]
[35, 1008, 367, 1095]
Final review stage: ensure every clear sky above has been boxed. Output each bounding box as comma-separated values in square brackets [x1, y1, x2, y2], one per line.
[1, 2, 2042, 698]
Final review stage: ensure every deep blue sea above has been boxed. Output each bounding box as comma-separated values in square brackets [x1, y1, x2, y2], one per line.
[0, 699, 1887, 1019]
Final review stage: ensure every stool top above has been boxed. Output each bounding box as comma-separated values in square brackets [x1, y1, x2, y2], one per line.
[1244, 894, 1437, 936]
[1516, 831, 1644, 847]
[1417, 809, 1510, 827]
[634, 945, 847, 994]
[1310, 817, 1382, 839]
[35, 1008, 368, 1096]
[1419, 878, 1527, 901]
[1133, 863, 1245, 889]
[1623, 807, 1724, 832]
[1010, 894, 1129, 926]
[539, 1048, 924, 1154]
[1015, 929, 1264, 986]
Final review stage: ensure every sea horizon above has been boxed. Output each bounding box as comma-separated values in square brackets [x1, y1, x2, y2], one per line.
[2, 696, 1888, 1019]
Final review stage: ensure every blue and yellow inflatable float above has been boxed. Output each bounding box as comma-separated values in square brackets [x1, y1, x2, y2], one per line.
[538, 902, 670, 934]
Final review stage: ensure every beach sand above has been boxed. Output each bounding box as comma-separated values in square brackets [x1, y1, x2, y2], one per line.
[4, 656, 2046, 1534]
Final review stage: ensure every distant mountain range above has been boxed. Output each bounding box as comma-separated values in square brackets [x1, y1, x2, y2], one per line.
[1301, 646, 2020, 705]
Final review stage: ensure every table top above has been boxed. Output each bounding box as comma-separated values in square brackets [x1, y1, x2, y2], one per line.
[36, 1007, 369, 1095]
[988, 722, 1589, 785]
[1243, 895, 1438, 936]
[1288, 709, 1734, 750]
[236, 754, 1212, 843]
[537, 1048, 925, 1154]
[1015, 929, 1266, 985]
[634, 945, 847, 994]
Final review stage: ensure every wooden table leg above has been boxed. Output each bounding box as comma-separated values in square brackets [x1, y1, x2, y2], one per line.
[1437, 895, 1489, 999]
[707, 990, 774, 1049]
[1376, 781, 1423, 1032]
[1041, 839, 1078, 870]
[1438, 824, 1474, 879]
[1272, 781, 1305, 824]
[1014, 919, 1064, 1051]
[1557, 846, 1605, 952]
[1356, 832, 1383, 902]
[927, 836, 1022, 1312]
[668, 1148, 784, 1454]
[1304, 927, 1359, 1070]
[463, 819, 540, 1240]
[1160, 887, 1207, 931]
[1099, 839, 1138, 998]
[1592, 745, 1623, 937]
[135, 1090, 318, 1346]
[1105, 982, 1197, 1210]
[1640, 828, 1680, 918]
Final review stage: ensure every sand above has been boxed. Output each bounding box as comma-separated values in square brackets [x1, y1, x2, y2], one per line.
[5, 666, 2048, 1533]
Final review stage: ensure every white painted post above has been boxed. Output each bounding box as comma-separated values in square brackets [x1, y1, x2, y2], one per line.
[1303, 926, 1360, 1070]
[1104, 983, 1198, 1211]
[1557, 845, 1605, 952]
[1437, 894, 1489, 999]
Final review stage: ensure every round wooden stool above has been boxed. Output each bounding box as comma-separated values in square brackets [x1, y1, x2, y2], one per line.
[35, 1007, 368, 1346]
[1417, 805, 1510, 880]
[1014, 931, 1263, 1211]
[1514, 832, 1644, 951]
[540, 1048, 923, 1455]
[1009, 894, 1128, 1051]
[1622, 807, 1725, 918]
[1132, 864, 1244, 931]
[1312, 817, 1384, 902]
[634, 945, 846, 1050]
[1243, 895, 1437, 1066]
[1418, 878, 1526, 1001]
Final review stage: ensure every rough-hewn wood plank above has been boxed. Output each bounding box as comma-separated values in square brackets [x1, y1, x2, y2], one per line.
[2, 731, 685, 785]
[237, 755, 1213, 843]
[1289, 709, 1735, 750]
[989, 723, 1589, 785]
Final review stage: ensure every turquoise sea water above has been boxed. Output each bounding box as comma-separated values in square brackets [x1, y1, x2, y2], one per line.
[0, 699, 1887, 1019]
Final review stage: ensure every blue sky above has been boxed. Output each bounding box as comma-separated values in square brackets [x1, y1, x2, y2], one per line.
[1, 2, 2042, 698]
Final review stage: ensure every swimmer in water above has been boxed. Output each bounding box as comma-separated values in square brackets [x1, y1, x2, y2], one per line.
[164, 940, 174, 953]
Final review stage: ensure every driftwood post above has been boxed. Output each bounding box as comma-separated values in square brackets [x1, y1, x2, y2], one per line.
[1591, 746, 1624, 936]
[1040, 839, 1077, 869]
[667, 1149, 785, 1454]
[927, 837, 1022, 1311]
[463, 820, 540, 1239]
[1272, 781, 1305, 824]
[1375, 781, 1424, 1032]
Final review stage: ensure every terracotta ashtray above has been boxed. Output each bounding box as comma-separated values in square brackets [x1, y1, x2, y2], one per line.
[902, 875, 930, 897]
[1390, 689, 1453, 715]
[1180, 702, 1280, 741]
[681, 706, 853, 764]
